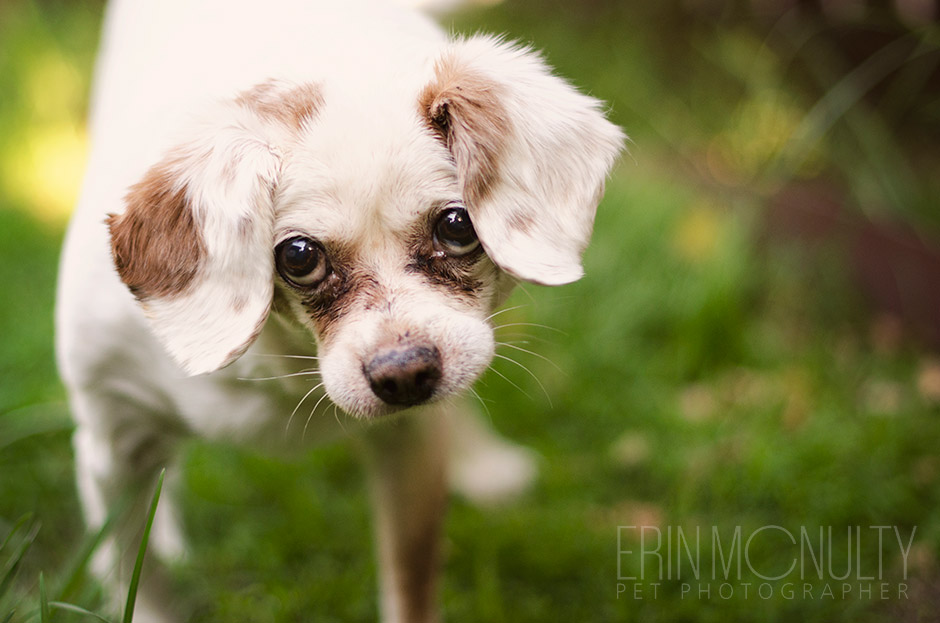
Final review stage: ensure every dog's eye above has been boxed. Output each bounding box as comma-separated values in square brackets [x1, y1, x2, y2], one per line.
[275, 236, 329, 287]
[433, 206, 480, 257]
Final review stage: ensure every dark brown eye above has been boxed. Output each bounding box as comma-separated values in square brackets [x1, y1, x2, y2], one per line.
[433, 206, 479, 257]
[275, 236, 329, 287]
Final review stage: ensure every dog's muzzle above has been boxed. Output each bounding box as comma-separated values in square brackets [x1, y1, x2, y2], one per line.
[365, 345, 443, 407]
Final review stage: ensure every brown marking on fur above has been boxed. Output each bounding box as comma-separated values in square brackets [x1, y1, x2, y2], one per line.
[507, 209, 536, 234]
[220, 157, 240, 188]
[418, 56, 509, 206]
[231, 294, 249, 313]
[237, 215, 255, 240]
[237, 80, 324, 130]
[108, 161, 205, 300]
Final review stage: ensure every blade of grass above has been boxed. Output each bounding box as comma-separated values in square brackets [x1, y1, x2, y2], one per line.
[49, 602, 113, 623]
[768, 31, 936, 223]
[880, 38, 940, 120]
[770, 34, 921, 180]
[0, 518, 40, 602]
[0, 404, 72, 454]
[53, 491, 133, 604]
[1, 515, 34, 557]
[122, 470, 164, 623]
[39, 573, 50, 623]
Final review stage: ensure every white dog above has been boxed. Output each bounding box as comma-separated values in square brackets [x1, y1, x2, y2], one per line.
[56, 0, 623, 620]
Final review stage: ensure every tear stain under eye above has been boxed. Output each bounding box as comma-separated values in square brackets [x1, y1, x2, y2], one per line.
[300, 271, 384, 342]
[406, 254, 483, 297]
[406, 216, 486, 298]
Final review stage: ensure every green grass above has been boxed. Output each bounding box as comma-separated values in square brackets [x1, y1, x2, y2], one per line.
[2, 0, 939, 621]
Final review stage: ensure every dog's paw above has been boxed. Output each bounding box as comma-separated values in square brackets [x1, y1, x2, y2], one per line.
[449, 435, 539, 506]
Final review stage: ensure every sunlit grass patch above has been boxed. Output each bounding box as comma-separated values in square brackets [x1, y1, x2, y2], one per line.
[0, 1, 98, 223]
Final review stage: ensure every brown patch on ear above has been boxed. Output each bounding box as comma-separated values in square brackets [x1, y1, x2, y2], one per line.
[418, 57, 509, 205]
[507, 209, 536, 234]
[108, 162, 205, 300]
[236, 80, 324, 130]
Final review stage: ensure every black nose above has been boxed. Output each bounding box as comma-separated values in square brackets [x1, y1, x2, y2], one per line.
[365, 345, 443, 406]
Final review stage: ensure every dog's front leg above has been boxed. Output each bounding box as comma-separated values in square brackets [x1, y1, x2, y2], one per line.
[358, 407, 448, 623]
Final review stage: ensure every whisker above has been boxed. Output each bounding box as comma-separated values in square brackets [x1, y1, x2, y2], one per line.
[467, 386, 493, 422]
[487, 363, 534, 402]
[492, 322, 567, 335]
[249, 353, 320, 361]
[493, 353, 553, 409]
[516, 283, 537, 304]
[497, 339, 533, 346]
[485, 304, 529, 322]
[286, 382, 324, 433]
[494, 331, 554, 345]
[496, 342, 565, 375]
[304, 390, 334, 440]
[331, 403, 347, 434]
[240, 369, 321, 382]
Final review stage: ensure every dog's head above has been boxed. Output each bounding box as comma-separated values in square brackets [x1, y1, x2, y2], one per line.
[107, 36, 624, 418]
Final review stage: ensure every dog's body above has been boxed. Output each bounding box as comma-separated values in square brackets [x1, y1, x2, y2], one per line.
[56, 0, 623, 620]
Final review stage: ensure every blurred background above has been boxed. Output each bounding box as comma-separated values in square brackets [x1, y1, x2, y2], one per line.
[1, 0, 939, 621]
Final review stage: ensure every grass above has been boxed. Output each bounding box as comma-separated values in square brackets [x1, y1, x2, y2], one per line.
[1, 473, 162, 623]
[2, 0, 939, 621]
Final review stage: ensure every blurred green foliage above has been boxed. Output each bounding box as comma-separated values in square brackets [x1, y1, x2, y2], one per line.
[2, 0, 939, 621]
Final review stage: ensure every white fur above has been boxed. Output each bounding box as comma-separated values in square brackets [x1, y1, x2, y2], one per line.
[56, 1, 623, 621]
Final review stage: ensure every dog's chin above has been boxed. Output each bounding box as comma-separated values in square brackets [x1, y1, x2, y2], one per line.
[323, 374, 479, 421]
[336, 395, 436, 421]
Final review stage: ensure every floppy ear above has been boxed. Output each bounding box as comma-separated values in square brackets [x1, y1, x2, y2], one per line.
[108, 81, 322, 375]
[419, 36, 625, 286]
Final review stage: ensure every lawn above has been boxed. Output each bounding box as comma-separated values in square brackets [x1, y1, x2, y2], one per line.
[2, 0, 939, 621]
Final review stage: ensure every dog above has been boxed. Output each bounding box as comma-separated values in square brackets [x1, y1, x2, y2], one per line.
[55, 0, 623, 620]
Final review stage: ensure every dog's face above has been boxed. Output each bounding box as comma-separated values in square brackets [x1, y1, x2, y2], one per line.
[107, 37, 624, 418]
[270, 107, 506, 417]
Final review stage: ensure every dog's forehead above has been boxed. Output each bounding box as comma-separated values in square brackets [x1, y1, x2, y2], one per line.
[276, 109, 458, 245]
